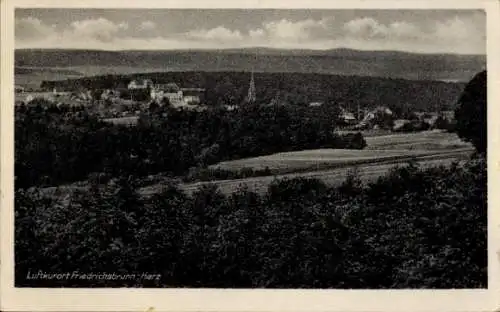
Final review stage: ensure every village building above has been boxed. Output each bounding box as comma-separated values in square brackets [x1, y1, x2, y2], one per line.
[341, 112, 357, 124]
[352, 106, 394, 130]
[224, 104, 239, 111]
[440, 110, 455, 122]
[182, 88, 205, 104]
[128, 79, 153, 90]
[150, 82, 205, 106]
[337, 106, 358, 125]
[309, 101, 323, 107]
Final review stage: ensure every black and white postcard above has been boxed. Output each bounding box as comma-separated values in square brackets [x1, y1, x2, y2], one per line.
[1, 0, 499, 311]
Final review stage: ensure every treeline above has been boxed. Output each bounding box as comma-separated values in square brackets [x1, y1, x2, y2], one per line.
[15, 157, 487, 288]
[15, 102, 365, 189]
[40, 71, 465, 114]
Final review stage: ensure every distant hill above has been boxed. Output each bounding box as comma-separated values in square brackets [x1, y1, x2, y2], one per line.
[14, 66, 85, 90]
[15, 48, 486, 83]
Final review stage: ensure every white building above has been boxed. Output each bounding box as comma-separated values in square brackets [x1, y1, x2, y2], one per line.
[181, 88, 204, 104]
[183, 95, 200, 104]
[150, 83, 204, 106]
[341, 112, 357, 124]
[165, 91, 184, 105]
[128, 79, 153, 90]
[151, 83, 184, 105]
[309, 102, 323, 107]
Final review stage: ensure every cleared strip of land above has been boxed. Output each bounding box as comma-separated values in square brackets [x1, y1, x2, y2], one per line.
[208, 131, 472, 175]
[37, 130, 474, 198]
[210, 148, 468, 173]
[102, 116, 140, 125]
[138, 131, 474, 195]
[140, 148, 472, 196]
[364, 130, 471, 150]
[140, 131, 473, 195]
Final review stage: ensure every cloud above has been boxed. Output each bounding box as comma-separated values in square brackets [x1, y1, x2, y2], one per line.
[186, 26, 243, 42]
[14, 15, 485, 54]
[183, 18, 334, 46]
[429, 15, 485, 54]
[67, 18, 128, 42]
[342, 15, 485, 46]
[433, 16, 484, 42]
[16, 17, 131, 48]
[250, 18, 333, 42]
[139, 20, 156, 31]
[15, 17, 57, 40]
[343, 17, 420, 39]
[339, 15, 485, 54]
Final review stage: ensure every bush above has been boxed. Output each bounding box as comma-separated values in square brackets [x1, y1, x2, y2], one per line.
[339, 132, 367, 149]
[455, 70, 486, 154]
[394, 120, 430, 133]
[15, 158, 487, 288]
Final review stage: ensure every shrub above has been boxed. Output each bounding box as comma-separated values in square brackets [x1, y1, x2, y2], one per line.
[15, 158, 486, 288]
[455, 70, 487, 154]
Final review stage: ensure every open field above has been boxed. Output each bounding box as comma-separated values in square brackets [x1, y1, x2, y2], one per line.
[38, 146, 472, 200]
[210, 148, 465, 173]
[102, 116, 140, 126]
[364, 130, 472, 150]
[15, 67, 84, 90]
[212, 131, 473, 173]
[140, 130, 474, 195]
[35, 130, 474, 199]
[141, 150, 472, 196]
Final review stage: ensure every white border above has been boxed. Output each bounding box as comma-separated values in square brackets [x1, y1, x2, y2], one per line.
[1, 0, 499, 311]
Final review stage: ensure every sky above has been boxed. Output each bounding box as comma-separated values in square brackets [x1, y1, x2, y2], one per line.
[15, 9, 486, 54]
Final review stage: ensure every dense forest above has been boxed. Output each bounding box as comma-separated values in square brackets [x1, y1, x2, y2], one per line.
[15, 157, 487, 288]
[40, 71, 465, 114]
[15, 102, 364, 189]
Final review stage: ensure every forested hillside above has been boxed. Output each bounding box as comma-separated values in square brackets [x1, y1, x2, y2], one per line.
[40, 71, 465, 114]
[15, 48, 485, 81]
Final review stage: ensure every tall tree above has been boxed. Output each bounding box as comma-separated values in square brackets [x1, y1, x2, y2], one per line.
[455, 70, 487, 154]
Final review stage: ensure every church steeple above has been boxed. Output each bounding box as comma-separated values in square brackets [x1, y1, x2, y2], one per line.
[247, 53, 257, 104]
[247, 70, 256, 103]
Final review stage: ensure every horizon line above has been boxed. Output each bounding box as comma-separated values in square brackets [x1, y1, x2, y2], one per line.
[14, 46, 487, 57]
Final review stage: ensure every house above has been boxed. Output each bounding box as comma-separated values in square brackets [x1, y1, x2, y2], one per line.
[101, 89, 120, 100]
[441, 110, 455, 122]
[151, 83, 205, 106]
[224, 104, 239, 111]
[352, 106, 394, 130]
[423, 115, 439, 127]
[181, 88, 205, 104]
[183, 95, 201, 104]
[164, 83, 184, 105]
[337, 106, 358, 125]
[23, 92, 58, 104]
[393, 119, 410, 131]
[150, 82, 182, 104]
[128, 79, 153, 90]
[309, 102, 323, 107]
[341, 112, 357, 124]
